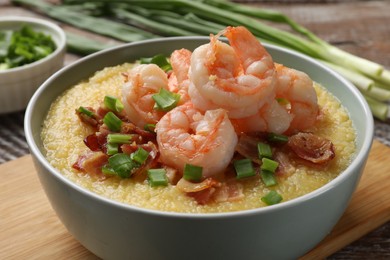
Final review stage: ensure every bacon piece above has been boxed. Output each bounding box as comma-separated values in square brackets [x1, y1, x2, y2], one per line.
[184, 178, 244, 205]
[165, 166, 181, 185]
[97, 124, 111, 142]
[120, 121, 137, 134]
[273, 151, 295, 176]
[176, 177, 220, 193]
[83, 152, 109, 175]
[177, 177, 221, 205]
[213, 179, 244, 203]
[72, 154, 87, 172]
[72, 151, 109, 179]
[121, 143, 139, 154]
[121, 141, 160, 181]
[140, 142, 159, 162]
[93, 126, 111, 154]
[120, 121, 156, 143]
[235, 134, 263, 164]
[188, 188, 217, 205]
[287, 132, 335, 164]
[121, 141, 157, 157]
[84, 133, 101, 151]
[75, 106, 100, 128]
[96, 106, 110, 119]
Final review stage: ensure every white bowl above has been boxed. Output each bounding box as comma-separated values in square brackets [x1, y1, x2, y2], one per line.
[0, 16, 66, 114]
[25, 37, 373, 260]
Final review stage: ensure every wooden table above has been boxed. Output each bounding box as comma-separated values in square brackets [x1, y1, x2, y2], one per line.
[1, 0, 389, 259]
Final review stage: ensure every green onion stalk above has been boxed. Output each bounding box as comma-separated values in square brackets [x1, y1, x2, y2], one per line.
[12, 0, 390, 120]
[11, 0, 157, 42]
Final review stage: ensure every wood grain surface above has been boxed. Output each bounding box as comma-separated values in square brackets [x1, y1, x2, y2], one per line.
[0, 140, 389, 259]
[1, 0, 389, 259]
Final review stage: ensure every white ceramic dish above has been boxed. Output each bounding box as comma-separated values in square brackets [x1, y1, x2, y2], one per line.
[0, 16, 66, 114]
[25, 37, 373, 260]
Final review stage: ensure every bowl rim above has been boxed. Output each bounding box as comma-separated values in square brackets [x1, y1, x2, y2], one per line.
[0, 15, 66, 74]
[24, 36, 374, 219]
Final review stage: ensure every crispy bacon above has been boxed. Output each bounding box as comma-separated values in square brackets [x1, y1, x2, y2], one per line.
[75, 106, 100, 128]
[176, 177, 220, 193]
[96, 106, 110, 119]
[188, 188, 217, 205]
[140, 142, 159, 161]
[84, 133, 101, 151]
[97, 125, 111, 148]
[177, 177, 245, 205]
[120, 121, 137, 134]
[287, 132, 335, 164]
[72, 151, 109, 179]
[125, 141, 160, 181]
[177, 178, 220, 204]
[120, 121, 156, 142]
[121, 143, 139, 154]
[213, 179, 244, 203]
[235, 134, 264, 164]
[72, 154, 87, 172]
[174, 168, 221, 205]
[121, 141, 158, 157]
[165, 166, 181, 185]
[273, 151, 295, 176]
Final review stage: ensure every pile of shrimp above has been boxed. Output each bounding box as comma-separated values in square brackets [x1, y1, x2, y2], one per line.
[122, 26, 320, 181]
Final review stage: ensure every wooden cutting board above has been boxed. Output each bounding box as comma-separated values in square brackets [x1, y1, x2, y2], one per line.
[1, 140, 389, 259]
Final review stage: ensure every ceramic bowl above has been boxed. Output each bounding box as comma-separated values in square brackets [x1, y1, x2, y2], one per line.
[0, 16, 66, 114]
[24, 37, 373, 260]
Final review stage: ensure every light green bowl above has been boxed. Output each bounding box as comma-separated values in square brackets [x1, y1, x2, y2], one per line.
[25, 37, 373, 260]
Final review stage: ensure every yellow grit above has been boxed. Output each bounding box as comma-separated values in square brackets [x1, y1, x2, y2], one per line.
[41, 63, 356, 214]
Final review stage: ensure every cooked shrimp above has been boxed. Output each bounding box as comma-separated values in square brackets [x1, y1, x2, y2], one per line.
[122, 64, 168, 128]
[275, 63, 319, 132]
[231, 99, 293, 134]
[168, 48, 191, 104]
[189, 26, 276, 119]
[155, 102, 238, 178]
[170, 48, 191, 86]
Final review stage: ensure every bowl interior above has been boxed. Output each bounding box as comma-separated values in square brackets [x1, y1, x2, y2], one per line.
[25, 37, 373, 213]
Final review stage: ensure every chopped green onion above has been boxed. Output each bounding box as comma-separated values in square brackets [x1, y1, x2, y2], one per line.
[258, 142, 273, 159]
[152, 88, 180, 112]
[267, 133, 289, 143]
[261, 158, 279, 173]
[0, 24, 56, 70]
[77, 106, 95, 118]
[130, 147, 149, 164]
[107, 133, 134, 144]
[234, 159, 256, 179]
[261, 190, 283, 205]
[147, 168, 168, 187]
[260, 170, 278, 187]
[104, 95, 124, 113]
[102, 165, 117, 176]
[144, 123, 156, 133]
[108, 153, 138, 178]
[103, 111, 122, 132]
[106, 143, 119, 155]
[140, 54, 172, 72]
[183, 164, 203, 182]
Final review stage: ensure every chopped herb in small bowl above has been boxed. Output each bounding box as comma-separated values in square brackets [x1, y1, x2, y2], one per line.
[0, 24, 56, 70]
[0, 16, 66, 113]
